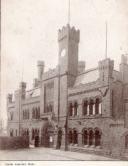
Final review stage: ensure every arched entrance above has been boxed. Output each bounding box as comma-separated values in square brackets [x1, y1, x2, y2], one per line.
[41, 121, 55, 147]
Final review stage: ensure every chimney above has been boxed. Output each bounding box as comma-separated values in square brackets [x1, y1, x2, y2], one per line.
[7, 93, 13, 103]
[78, 61, 85, 74]
[33, 78, 39, 88]
[19, 82, 26, 99]
[120, 54, 128, 83]
[37, 61, 44, 80]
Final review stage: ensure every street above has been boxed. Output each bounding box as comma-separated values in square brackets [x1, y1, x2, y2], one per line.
[0, 147, 116, 160]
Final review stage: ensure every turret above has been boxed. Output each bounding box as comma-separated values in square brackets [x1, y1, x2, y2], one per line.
[19, 82, 26, 99]
[37, 61, 44, 81]
[120, 54, 128, 83]
[58, 24, 80, 87]
[7, 93, 13, 103]
[98, 58, 114, 85]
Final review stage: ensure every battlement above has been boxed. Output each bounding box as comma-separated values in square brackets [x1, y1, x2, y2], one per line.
[58, 24, 80, 43]
[42, 67, 58, 81]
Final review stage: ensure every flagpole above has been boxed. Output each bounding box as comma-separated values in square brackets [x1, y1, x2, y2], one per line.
[105, 21, 108, 59]
[68, 0, 70, 25]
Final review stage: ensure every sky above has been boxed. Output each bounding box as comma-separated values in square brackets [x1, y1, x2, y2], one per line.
[1, 0, 128, 127]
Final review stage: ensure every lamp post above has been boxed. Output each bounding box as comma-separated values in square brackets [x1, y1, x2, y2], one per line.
[64, 71, 69, 151]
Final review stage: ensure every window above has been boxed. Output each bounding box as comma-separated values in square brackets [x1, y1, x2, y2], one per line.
[95, 98, 100, 115]
[69, 103, 73, 116]
[82, 128, 102, 147]
[89, 100, 93, 115]
[10, 130, 13, 137]
[32, 128, 39, 140]
[83, 101, 88, 115]
[88, 130, 94, 146]
[74, 102, 78, 116]
[125, 135, 128, 149]
[73, 129, 78, 144]
[68, 130, 73, 144]
[95, 129, 101, 146]
[82, 129, 88, 145]
[23, 109, 29, 120]
[10, 112, 13, 120]
[32, 107, 40, 119]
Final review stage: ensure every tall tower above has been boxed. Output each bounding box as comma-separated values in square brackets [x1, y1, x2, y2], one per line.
[58, 24, 80, 117]
[58, 24, 80, 86]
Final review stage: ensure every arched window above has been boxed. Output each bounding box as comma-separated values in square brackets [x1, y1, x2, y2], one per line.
[10, 112, 13, 120]
[95, 129, 101, 146]
[82, 129, 88, 145]
[38, 107, 40, 118]
[27, 129, 29, 136]
[83, 101, 88, 115]
[69, 103, 73, 116]
[32, 108, 35, 119]
[125, 134, 128, 149]
[10, 130, 13, 137]
[74, 102, 78, 116]
[95, 98, 100, 115]
[68, 130, 73, 144]
[89, 100, 93, 115]
[32, 129, 34, 140]
[73, 129, 78, 144]
[49, 104, 52, 112]
[23, 110, 24, 120]
[88, 130, 94, 146]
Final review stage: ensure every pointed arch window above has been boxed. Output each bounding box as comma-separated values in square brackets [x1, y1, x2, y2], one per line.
[95, 129, 101, 146]
[89, 100, 93, 115]
[73, 129, 78, 144]
[95, 98, 100, 115]
[69, 103, 73, 116]
[68, 130, 73, 144]
[88, 130, 94, 146]
[83, 101, 88, 115]
[74, 102, 78, 116]
[125, 134, 128, 149]
[82, 129, 88, 145]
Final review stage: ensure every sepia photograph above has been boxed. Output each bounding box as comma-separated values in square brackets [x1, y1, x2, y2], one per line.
[0, 0, 128, 165]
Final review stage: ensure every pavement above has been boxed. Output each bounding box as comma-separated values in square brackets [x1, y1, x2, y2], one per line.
[0, 147, 117, 161]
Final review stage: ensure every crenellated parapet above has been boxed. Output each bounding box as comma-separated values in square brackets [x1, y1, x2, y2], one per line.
[58, 24, 80, 43]
[42, 68, 58, 81]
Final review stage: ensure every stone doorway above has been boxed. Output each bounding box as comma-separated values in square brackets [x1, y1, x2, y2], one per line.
[41, 121, 54, 147]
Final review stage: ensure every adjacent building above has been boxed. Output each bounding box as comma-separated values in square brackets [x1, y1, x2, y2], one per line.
[7, 24, 128, 158]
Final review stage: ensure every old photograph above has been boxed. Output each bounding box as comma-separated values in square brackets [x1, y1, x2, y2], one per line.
[0, 0, 128, 163]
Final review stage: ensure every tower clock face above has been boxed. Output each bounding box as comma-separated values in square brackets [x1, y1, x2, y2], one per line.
[60, 49, 66, 57]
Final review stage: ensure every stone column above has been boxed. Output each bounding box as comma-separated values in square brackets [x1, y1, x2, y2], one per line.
[93, 104, 95, 115]
[99, 103, 102, 114]
[72, 107, 75, 116]
[78, 133, 83, 147]
[87, 105, 89, 116]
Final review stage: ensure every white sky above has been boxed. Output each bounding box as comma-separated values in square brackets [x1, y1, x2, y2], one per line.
[1, 0, 128, 126]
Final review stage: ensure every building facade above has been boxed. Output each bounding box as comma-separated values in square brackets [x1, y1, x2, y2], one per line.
[7, 24, 128, 158]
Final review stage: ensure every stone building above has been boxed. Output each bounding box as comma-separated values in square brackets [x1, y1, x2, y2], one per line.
[7, 24, 128, 158]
